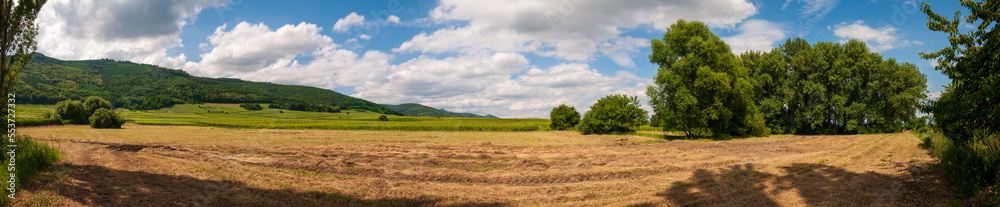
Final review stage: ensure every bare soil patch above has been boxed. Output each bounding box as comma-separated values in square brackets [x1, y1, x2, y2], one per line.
[12, 125, 974, 206]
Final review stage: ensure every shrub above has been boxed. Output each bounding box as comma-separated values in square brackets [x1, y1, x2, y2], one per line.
[89, 108, 125, 128]
[83, 96, 112, 117]
[0, 136, 61, 205]
[240, 103, 263, 110]
[378, 115, 389, 121]
[549, 104, 580, 130]
[577, 94, 648, 135]
[55, 100, 87, 124]
[926, 130, 1000, 202]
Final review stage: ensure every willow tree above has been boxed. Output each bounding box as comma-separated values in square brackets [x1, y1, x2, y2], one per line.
[647, 19, 768, 138]
[1, 0, 46, 106]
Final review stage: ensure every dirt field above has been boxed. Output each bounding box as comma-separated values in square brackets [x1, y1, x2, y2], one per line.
[12, 124, 971, 206]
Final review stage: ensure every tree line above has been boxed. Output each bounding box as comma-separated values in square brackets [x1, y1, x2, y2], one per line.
[647, 20, 926, 138]
[552, 19, 927, 139]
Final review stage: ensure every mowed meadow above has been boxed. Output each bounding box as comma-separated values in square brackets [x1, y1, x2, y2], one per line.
[6, 104, 973, 206]
[14, 124, 968, 206]
[17, 104, 549, 131]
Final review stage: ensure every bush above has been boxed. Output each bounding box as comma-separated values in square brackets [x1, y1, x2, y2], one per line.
[55, 100, 87, 124]
[926, 130, 1000, 202]
[549, 104, 580, 130]
[240, 103, 263, 110]
[577, 94, 648, 135]
[89, 108, 125, 128]
[0, 136, 61, 205]
[378, 115, 389, 121]
[83, 96, 112, 117]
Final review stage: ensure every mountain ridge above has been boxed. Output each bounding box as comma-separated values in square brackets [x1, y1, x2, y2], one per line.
[381, 103, 497, 118]
[13, 53, 403, 115]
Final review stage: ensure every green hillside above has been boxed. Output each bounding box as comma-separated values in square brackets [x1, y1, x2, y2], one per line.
[382, 103, 497, 118]
[12, 53, 402, 115]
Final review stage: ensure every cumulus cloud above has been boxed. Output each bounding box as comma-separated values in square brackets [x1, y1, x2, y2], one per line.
[35, 0, 226, 63]
[723, 19, 786, 54]
[189, 22, 333, 77]
[387, 15, 400, 23]
[830, 20, 917, 52]
[394, 0, 758, 61]
[333, 12, 365, 32]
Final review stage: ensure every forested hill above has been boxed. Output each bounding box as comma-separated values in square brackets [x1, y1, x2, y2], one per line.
[382, 103, 498, 118]
[12, 53, 402, 115]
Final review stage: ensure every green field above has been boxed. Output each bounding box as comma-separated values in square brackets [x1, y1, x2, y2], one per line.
[23, 104, 551, 131]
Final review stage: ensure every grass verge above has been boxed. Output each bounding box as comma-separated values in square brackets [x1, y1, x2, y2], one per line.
[0, 136, 61, 205]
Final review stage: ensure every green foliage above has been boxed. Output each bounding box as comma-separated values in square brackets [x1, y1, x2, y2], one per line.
[647, 19, 768, 138]
[12, 54, 402, 115]
[920, 1, 1000, 141]
[16, 117, 62, 127]
[83, 96, 112, 117]
[89, 108, 124, 128]
[919, 1, 1000, 201]
[54, 100, 86, 124]
[925, 130, 1000, 201]
[0, 135, 60, 205]
[269, 100, 339, 113]
[240, 103, 263, 110]
[382, 103, 493, 118]
[378, 115, 389, 121]
[758, 38, 927, 135]
[0, 0, 47, 119]
[549, 104, 580, 130]
[577, 95, 647, 135]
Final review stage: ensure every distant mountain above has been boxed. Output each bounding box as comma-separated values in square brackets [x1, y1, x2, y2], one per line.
[13, 53, 402, 115]
[382, 103, 496, 118]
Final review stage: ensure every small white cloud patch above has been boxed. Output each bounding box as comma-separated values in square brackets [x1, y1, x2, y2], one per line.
[333, 12, 365, 32]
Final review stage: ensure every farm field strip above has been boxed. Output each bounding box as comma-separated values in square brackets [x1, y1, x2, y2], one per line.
[13, 125, 965, 206]
[26, 104, 551, 131]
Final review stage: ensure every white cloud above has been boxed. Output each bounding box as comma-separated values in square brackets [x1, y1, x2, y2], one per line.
[387, 15, 400, 23]
[394, 0, 758, 61]
[929, 59, 939, 68]
[723, 19, 786, 54]
[188, 22, 332, 77]
[598, 36, 649, 68]
[356, 61, 646, 118]
[830, 20, 916, 52]
[359, 34, 372, 40]
[782, 0, 840, 21]
[35, 0, 226, 64]
[180, 21, 644, 117]
[333, 12, 365, 32]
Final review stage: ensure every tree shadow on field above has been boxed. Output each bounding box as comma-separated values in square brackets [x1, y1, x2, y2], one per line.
[649, 163, 960, 206]
[25, 164, 507, 207]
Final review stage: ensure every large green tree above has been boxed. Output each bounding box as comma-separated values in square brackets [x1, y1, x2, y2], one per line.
[920, 0, 1000, 140]
[647, 19, 768, 138]
[549, 104, 580, 130]
[0, 0, 45, 107]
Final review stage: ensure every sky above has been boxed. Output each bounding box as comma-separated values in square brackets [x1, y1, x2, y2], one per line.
[34, 0, 967, 118]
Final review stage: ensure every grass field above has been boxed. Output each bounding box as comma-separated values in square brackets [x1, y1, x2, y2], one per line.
[21, 104, 550, 131]
[13, 124, 973, 206]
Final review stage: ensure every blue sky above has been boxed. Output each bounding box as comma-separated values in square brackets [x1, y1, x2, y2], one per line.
[34, 0, 966, 118]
